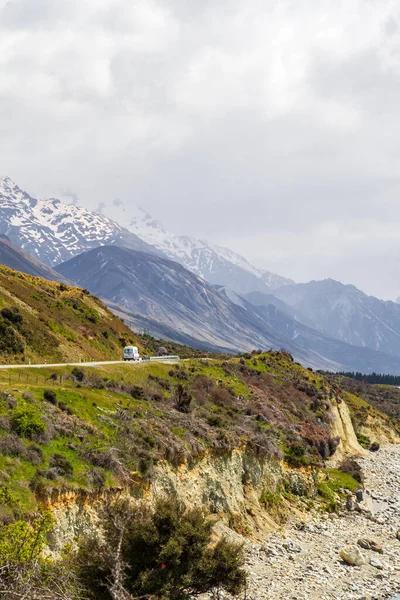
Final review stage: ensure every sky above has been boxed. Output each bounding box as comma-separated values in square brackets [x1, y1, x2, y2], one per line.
[1, 0, 400, 300]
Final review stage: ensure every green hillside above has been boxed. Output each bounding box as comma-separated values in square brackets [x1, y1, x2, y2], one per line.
[0, 350, 368, 519]
[0, 265, 143, 364]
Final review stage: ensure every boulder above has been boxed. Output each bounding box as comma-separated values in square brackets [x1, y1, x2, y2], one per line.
[339, 545, 365, 566]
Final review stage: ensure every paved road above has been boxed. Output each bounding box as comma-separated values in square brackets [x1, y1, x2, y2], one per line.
[0, 359, 179, 370]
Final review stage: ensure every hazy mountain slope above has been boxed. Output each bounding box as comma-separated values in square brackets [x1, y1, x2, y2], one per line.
[56, 246, 400, 373]
[243, 289, 317, 329]
[0, 235, 70, 284]
[252, 302, 400, 376]
[56, 245, 290, 353]
[0, 177, 157, 266]
[0, 265, 141, 364]
[105, 204, 293, 295]
[274, 279, 400, 358]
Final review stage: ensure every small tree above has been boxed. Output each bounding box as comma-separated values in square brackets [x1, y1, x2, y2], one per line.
[76, 498, 247, 600]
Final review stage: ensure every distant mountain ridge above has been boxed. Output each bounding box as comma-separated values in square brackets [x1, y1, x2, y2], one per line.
[0, 177, 157, 266]
[103, 203, 293, 296]
[56, 245, 400, 374]
[272, 279, 400, 358]
[0, 235, 70, 284]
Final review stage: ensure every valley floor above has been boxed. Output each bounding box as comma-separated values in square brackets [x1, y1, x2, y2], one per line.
[210, 446, 400, 600]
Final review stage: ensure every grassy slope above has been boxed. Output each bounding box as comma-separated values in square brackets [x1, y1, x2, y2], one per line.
[0, 266, 144, 364]
[0, 266, 228, 364]
[0, 350, 381, 519]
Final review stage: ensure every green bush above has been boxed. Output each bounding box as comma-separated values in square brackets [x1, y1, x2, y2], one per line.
[10, 406, 46, 438]
[0, 318, 24, 354]
[1, 307, 23, 326]
[71, 367, 85, 382]
[76, 498, 247, 600]
[173, 384, 192, 413]
[43, 389, 57, 405]
[50, 453, 74, 477]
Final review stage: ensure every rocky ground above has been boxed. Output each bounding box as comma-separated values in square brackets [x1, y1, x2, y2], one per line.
[211, 445, 400, 600]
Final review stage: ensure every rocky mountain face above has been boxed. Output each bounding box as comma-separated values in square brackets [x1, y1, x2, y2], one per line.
[0, 177, 156, 266]
[272, 279, 400, 358]
[56, 245, 289, 354]
[0, 235, 70, 284]
[56, 246, 400, 373]
[105, 204, 293, 295]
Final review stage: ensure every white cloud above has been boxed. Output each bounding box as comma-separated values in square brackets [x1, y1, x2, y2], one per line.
[1, 0, 400, 298]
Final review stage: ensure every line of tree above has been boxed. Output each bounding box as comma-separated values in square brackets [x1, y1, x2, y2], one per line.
[324, 371, 400, 386]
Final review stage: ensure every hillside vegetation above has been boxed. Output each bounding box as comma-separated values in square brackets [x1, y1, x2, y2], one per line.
[0, 350, 372, 519]
[0, 265, 143, 364]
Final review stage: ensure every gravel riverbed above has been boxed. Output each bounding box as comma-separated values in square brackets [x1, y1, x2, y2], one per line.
[211, 445, 400, 600]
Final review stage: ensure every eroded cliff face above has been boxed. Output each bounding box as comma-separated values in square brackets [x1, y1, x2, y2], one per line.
[358, 415, 400, 445]
[329, 400, 367, 460]
[48, 450, 315, 551]
[44, 396, 378, 552]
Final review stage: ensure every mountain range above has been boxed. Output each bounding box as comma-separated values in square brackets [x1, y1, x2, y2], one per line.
[272, 280, 400, 359]
[55, 245, 400, 374]
[2, 175, 400, 373]
[0, 177, 155, 266]
[103, 204, 294, 296]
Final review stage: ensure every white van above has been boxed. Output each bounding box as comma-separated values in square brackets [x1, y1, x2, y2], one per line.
[123, 346, 140, 361]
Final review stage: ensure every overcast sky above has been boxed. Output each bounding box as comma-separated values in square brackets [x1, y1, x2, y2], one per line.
[1, 0, 400, 300]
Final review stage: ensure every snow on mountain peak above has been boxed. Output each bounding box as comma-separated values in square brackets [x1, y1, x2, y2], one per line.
[127, 205, 167, 236]
[0, 178, 154, 265]
[0, 176, 293, 296]
[107, 202, 293, 294]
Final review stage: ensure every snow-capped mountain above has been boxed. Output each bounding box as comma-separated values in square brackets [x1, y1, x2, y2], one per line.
[0, 177, 156, 266]
[56, 245, 400, 374]
[103, 204, 294, 296]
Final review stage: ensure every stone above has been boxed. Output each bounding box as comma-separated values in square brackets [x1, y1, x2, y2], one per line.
[357, 539, 383, 553]
[339, 545, 365, 566]
[396, 529, 400, 541]
[355, 489, 365, 502]
[370, 557, 387, 570]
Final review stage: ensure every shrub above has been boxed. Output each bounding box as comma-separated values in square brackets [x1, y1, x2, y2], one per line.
[49, 453, 73, 477]
[58, 401, 73, 415]
[0, 513, 77, 598]
[0, 307, 23, 325]
[0, 319, 24, 354]
[71, 367, 85, 382]
[25, 444, 44, 466]
[10, 406, 46, 439]
[43, 389, 57, 405]
[130, 385, 145, 399]
[173, 384, 192, 413]
[0, 434, 25, 458]
[76, 498, 247, 600]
